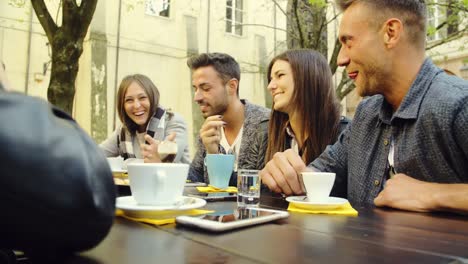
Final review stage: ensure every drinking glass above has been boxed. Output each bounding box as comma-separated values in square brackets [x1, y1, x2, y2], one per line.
[237, 169, 261, 207]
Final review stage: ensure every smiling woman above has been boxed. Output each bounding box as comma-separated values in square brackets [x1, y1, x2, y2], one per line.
[99, 74, 191, 164]
[264, 49, 349, 165]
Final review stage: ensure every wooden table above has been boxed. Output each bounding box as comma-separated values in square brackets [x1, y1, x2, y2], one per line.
[68, 189, 468, 263]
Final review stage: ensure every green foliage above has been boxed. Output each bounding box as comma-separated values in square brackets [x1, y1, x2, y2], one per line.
[427, 25, 437, 37]
[308, 0, 327, 8]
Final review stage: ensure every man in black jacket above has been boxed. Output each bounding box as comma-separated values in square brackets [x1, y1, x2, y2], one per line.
[0, 62, 116, 261]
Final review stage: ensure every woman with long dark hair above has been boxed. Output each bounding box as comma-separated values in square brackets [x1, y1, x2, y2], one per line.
[265, 49, 347, 165]
[244, 49, 348, 184]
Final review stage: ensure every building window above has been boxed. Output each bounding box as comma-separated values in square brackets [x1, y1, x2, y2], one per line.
[226, 0, 243, 36]
[146, 0, 170, 18]
[427, 1, 447, 41]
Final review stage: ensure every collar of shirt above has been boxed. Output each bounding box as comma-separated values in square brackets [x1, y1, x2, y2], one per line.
[285, 123, 299, 155]
[220, 126, 244, 171]
[378, 58, 442, 125]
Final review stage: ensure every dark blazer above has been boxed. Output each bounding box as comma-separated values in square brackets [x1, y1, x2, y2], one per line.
[188, 100, 270, 186]
[0, 92, 115, 260]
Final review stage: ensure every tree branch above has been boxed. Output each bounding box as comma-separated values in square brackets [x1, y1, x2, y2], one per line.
[427, 2, 468, 13]
[31, 0, 58, 44]
[329, 37, 341, 75]
[239, 23, 287, 32]
[62, 0, 78, 28]
[338, 81, 355, 100]
[426, 30, 468, 50]
[325, 12, 341, 26]
[313, 5, 327, 52]
[434, 21, 448, 32]
[292, 0, 305, 48]
[78, 0, 98, 37]
[272, 0, 287, 16]
[336, 70, 354, 100]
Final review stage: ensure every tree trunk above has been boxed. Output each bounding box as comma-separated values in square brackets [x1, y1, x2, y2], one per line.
[48, 29, 83, 114]
[286, 0, 328, 56]
[286, 0, 354, 100]
[31, 0, 97, 115]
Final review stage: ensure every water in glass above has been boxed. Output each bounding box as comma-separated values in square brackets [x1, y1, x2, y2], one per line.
[237, 169, 261, 207]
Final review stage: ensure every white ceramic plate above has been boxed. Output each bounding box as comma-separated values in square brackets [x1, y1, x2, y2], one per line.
[116, 196, 207, 218]
[286, 196, 348, 210]
[184, 182, 207, 187]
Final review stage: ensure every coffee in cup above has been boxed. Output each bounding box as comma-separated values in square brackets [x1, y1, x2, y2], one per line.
[127, 163, 189, 205]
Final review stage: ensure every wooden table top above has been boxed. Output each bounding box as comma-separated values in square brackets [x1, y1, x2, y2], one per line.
[67, 188, 468, 264]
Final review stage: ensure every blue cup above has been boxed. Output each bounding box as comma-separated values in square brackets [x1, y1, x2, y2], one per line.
[205, 154, 235, 188]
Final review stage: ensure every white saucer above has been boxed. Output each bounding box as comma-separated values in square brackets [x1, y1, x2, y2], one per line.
[286, 196, 348, 210]
[116, 196, 206, 218]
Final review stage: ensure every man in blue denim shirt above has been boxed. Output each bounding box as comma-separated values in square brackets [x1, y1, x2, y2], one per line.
[260, 0, 468, 213]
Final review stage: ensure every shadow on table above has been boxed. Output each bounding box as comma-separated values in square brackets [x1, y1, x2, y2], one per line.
[12, 254, 102, 264]
[61, 255, 102, 264]
[259, 188, 289, 210]
[117, 185, 131, 197]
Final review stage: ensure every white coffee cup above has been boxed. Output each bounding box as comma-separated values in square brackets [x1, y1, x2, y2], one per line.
[158, 141, 178, 163]
[127, 163, 189, 205]
[107, 157, 124, 171]
[301, 172, 336, 202]
[123, 158, 144, 170]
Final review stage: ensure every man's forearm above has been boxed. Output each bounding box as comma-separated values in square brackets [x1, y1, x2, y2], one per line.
[429, 183, 468, 214]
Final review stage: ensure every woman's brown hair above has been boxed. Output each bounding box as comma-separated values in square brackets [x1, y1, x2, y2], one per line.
[116, 74, 160, 134]
[265, 49, 341, 164]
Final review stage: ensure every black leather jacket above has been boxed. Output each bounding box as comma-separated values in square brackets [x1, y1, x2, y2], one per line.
[0, 92, 116, 259]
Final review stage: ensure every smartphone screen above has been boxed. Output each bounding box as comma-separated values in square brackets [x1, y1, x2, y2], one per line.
[200, 208, 277, 223]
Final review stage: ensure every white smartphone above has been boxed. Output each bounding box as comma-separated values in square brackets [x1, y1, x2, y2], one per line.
[176, 207, 289, 232]
[187, 192, 237, 202]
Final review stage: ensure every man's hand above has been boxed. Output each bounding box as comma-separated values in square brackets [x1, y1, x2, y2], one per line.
[374, 174, 435, 212]
[200, 115, 225, 154]
[375, 174, 468, 214]
[259, 149, 307, 196]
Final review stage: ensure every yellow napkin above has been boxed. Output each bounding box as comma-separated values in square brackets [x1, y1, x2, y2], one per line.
[114, 178, 130, 186]
[113, 172, 129, 185]
[112, 171, 128, 178]
[196, 185, 238, 193]
[115, 209, 214, 226]
[287, 202, 358, 216]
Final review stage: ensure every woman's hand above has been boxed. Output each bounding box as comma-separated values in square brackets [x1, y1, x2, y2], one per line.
[141, 135, 161, 163]
[141, 133, 177, 163]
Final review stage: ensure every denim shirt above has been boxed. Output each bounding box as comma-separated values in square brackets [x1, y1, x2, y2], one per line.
[311, 59, 468, 207]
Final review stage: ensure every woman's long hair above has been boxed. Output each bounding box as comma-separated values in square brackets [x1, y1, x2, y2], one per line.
[116, 74, 160, 134]
[265, 49, 341, 164]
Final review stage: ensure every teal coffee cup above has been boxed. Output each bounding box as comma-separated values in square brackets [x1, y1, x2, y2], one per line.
[205, 154, 235, 188]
